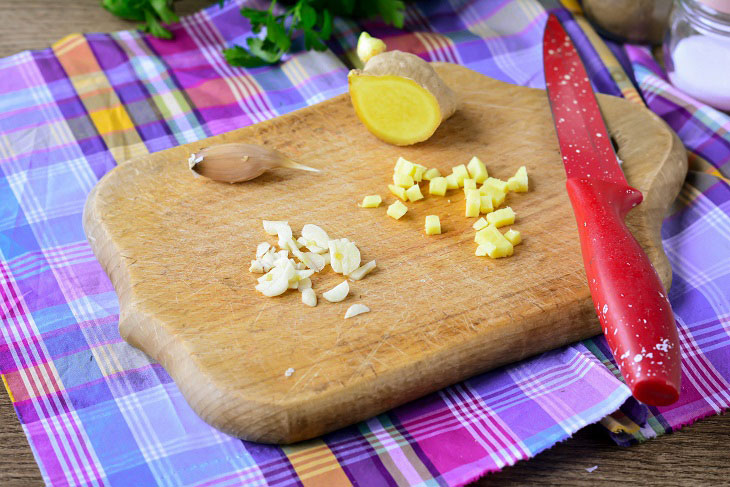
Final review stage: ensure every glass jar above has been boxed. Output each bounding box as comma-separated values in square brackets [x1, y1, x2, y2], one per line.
[664, 0, 730, 111]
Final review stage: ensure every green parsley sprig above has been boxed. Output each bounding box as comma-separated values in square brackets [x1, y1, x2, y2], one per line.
[102, 0, 406, 66]
[225, 0, 405, 67]
[102, 0, 180, 39]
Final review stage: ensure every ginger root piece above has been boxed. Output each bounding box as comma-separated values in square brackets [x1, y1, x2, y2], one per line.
[348, 51, 457, 146]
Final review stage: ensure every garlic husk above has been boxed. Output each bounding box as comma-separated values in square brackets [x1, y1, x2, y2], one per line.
[188, 142, 318, 183]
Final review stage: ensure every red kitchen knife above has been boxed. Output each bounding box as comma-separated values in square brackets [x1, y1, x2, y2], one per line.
[543, 13, 681, 406]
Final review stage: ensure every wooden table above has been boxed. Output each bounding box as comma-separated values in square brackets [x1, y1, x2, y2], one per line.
[1, 1, 728, 485]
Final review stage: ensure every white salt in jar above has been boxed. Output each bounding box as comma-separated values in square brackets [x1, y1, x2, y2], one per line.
[664, 0, 730, 111]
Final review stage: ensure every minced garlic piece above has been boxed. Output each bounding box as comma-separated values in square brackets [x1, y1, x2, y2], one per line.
[406, 184, 424, 202]
[249, 260, 264, 273]
[429, 177, 447, 196]
[504, 229, 522, 245]
[388, 184, 407, 201]
[301, 224, 330, 252]
[387, 200, 408, 219]
[507, 166, 528, 192]
[465, 189, 481, 217]
[344, 303, 370, 319]
[425, 215, 441, 235]
[323, 280, 349, 302]
[467, 156, 488, 183]
[360, 195, 382, 207]
[301, 288, 317, 307]
[349, 260, 376, 280]
[263, 220, 290, 237]
[486, 206, 515, 227]
[423, 168, 441, 180]
[255, 259, 296, 296]
[472, 217, 488, 231]
[328, 238, 361, 275]
[256, 242, 271, 258]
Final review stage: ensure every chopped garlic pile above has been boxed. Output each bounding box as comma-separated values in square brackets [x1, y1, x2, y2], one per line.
[359, 155, 529, 259]
[249, 221, 375, 317]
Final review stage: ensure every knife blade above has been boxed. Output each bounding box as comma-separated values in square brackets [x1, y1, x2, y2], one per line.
[543, 13, 681, 406]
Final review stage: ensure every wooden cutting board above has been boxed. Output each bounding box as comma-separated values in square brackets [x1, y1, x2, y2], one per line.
[83, 63, 687, 444]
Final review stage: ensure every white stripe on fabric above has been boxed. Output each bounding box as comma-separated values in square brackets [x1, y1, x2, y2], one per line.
[439, 387, 508, 468]
[181, 14, 266, 125]
[193, 9, 279, 122]
[0, 253, 106, 486]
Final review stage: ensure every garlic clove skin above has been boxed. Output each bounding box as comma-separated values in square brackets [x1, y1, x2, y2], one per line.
[188, 142, 319, 183]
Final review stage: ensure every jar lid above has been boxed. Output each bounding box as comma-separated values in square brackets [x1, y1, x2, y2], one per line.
[699, 0, 730, 14]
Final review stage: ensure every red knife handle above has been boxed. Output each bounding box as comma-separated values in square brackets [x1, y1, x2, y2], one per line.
[566, 178, 681, 406]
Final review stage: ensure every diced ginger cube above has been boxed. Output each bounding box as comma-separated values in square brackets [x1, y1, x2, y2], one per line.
[393, 172, 414, 188]
[452, 164, 469, 187]
[467, 156, 488, 183]
[429, 177, 447, 196]
[486, 206, 516, 227]
[473, 217, 488, 231]
[485, 177, 509, 193]
[475, 244, 489, 256]
[480, 195, 494, 214]
[504, 229, 522, 245]
[406, 184, 424, 202]
[445, 174, 459, 189]
[462, 178, 476, 190]
[479, 184, 506, 207]
[388, 184, 407, 201]
[387, 200, 408, 219]
[412, 164, 427, 182]
[474, 225, 514, 258]
[360, 195, 382, 208]
[465, 189, 481, 217]
[507, 166, 528, 192]
[423, 168, 441, 180]
[394, 157, 414, 176]
[424, 215, 441, 235]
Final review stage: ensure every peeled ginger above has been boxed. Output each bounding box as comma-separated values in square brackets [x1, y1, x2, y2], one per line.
[348, 49, 457, 146]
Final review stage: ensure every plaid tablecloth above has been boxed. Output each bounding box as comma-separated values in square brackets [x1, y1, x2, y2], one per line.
[0, 0, 728, 485]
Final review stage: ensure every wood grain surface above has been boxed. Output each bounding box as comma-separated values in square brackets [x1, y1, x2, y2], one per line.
[1, 1, 727, 485]
[84, 64, 685, 443]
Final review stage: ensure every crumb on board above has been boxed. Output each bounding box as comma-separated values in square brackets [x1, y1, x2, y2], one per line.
[285, 367, 295, 377]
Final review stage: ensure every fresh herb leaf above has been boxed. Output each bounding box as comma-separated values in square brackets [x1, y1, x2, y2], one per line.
[225, 0, 405, 67]
[102, 0, 177, 38]
[102, 0, 407, 64]
[319, 9, 332, 40]
[223, 46, 273, 67]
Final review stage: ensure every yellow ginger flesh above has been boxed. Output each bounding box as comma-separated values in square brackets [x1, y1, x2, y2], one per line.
[348, 51, 456, 146]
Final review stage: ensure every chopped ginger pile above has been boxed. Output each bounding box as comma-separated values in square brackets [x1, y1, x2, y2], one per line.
[358, 156, 529, 259]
